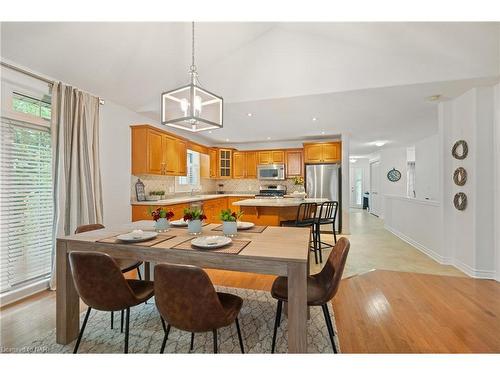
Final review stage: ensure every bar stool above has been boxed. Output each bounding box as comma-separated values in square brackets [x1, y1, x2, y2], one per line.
[314, 201, 339, 263]
[270, 237, 350, 353]
[69, 251, 154, 353]
[280, 202, 320, 264]
[154, 263, 245, 354]
[75, 224, 144, 331]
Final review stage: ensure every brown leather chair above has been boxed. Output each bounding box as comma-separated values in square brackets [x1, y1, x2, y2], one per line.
[69, 251, 154, 353]
[75, 224, 143, 331]
[154, 263, 245, 353]
[270, 237, 350, 353]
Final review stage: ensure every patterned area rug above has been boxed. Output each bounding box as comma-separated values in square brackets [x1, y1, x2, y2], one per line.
[31, 287, 340, 354]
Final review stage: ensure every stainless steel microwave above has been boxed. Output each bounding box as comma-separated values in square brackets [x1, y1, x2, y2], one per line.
[257, 164, 285, 180]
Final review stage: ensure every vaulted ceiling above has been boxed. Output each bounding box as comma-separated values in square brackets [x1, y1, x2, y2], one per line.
[1, 22, 499, 153]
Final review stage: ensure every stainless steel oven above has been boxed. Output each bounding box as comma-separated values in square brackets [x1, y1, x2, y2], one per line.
[257, 164, 285, 180]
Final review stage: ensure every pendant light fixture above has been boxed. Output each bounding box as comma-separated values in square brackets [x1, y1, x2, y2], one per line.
[161, 22, 223, 132]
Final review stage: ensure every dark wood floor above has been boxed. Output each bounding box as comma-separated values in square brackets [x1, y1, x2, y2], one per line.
[1, 269, 499, 353]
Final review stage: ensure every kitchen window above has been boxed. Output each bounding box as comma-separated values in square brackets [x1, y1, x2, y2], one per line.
[176, 150, 201, 192]
[0, 93, 53, 300]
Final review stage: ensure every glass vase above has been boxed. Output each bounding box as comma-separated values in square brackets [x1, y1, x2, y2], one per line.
[154, 218, 170, 232]
[222, 221, 237, 237]
[188, 219, 202, 235]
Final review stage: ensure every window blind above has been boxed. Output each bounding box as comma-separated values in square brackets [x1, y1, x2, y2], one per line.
[0, 117, 53, 294]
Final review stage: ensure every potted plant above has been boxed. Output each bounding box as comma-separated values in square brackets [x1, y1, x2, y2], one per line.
[148, 207, 174, 232]
[219, 209, 243, 237]
[183, 207, 207, 235]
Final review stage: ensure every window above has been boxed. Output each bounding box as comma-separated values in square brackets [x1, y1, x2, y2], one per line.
[12, 92, 51, 121]
[176, 150, 200, 191]
[0, 118, 53, 294]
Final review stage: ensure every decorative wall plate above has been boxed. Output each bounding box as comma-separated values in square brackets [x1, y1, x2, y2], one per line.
[453, 192, 467, 211]
[452, 140, 468, 160]
[387, 168, 402, 182]
[453, 167, 467, 186]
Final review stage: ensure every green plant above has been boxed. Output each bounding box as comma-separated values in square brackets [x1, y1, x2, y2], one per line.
[292, 176, 304, 185]
[147, 207, 174, 221]
[150, 190, 165, 196]
[183, 207, 207, 221]
[219, 209, 243, 222]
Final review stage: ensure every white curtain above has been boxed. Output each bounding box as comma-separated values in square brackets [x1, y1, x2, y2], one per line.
[49, 82, 103, 289]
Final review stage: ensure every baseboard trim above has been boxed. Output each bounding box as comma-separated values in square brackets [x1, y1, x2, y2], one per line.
[384, 224, 451, 264]
[385, 224, 497, 280]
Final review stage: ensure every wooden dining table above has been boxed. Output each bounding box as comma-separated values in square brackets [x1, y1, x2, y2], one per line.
[56, 221, 310, 353]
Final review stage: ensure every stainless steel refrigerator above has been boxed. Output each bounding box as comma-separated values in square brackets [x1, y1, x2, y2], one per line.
[305, 164, 341, 233]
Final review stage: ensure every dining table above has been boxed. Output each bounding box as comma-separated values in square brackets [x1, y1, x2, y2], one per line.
[55, 220, 310, 353]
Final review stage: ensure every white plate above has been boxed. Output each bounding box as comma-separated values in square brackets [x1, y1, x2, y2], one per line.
[237, 221, 255, 229]
[191, 236, 232, 249]
[170, 219, 188, 227]
[117, 231, 157, 242]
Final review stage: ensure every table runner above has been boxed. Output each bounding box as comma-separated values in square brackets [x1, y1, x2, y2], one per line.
[171, 237, 251, 254]
[211, 224, 268, 234]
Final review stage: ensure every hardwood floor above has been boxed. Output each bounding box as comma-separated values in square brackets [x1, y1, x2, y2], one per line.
[333, 270, 500, 353]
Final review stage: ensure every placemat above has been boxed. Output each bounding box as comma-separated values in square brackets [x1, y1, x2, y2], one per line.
[211, 224, 268, 234]
[170, 222, 211, 229]
[171, 237, 251, 254]
[96, 233, 175, 247]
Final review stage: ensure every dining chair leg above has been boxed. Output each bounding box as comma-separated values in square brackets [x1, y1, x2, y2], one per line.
[111, 311, 114, 329]
[190, 332, 195, 351]
[235, 317, 245, 353]
[120, 310, 124, 333]
[311, 227, 318, 264]
[271, 300, 283, 353]
[137, 266, 142, 280]
[321, 304, 338, 353]
[124, 307, 130, 354]
[213, 329, 218, 353]
[316, 224, 323, 263]
[332, 222, 337, 244]
[160, 318, 171, 354]
[73, 307, 92, 354]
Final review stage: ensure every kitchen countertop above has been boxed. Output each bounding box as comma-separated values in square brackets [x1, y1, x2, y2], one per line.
[131, 193, 255, 206]
[233, 198, 327, 207]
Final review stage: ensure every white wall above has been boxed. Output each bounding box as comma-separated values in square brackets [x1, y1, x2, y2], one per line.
[378, 146, 407, 217]
[414, 134, 440, 200]
[495, 83, 500, 282]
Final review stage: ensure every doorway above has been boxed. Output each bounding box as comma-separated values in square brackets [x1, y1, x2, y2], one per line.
[350, 166, 364, 208]
[370, 161, 381, 217]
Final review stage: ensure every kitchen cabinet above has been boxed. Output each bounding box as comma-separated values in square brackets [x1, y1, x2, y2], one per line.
[131, 203, 189, 222]
[233, 151, 257, 179]
[257, 150, 285, 165]
[227, 196, 248, 213]
[131, 125, 188, 176]
[303, 142, 341, 164]
[200, 153, 210, 178]
[202, 197, 228, 223]
[286, 149, 304, 177]
[218, 149, 233, 178]
[209, 148, 218, 178]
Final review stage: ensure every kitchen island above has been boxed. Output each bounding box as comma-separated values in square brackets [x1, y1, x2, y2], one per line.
[233, 198, 327, 226]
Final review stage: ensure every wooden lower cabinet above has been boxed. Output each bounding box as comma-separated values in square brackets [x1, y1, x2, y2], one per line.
[132, 203, 189, 222]
[202, 198, 228, 224]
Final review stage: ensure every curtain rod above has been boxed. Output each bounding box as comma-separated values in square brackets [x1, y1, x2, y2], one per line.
[1, 61, 105, 105]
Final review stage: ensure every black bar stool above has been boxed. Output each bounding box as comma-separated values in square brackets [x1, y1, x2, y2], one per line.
[280, 202, 320, 263]
[314, 201, 339, 263]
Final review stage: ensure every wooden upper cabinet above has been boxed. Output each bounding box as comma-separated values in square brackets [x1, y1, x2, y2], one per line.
[286, 150, 303, 177]
[200, 153, 210, 178]
[218, 149, 232, 178]
[131, 125, 188, 176]
[304, 142, 341, 164]
[245, 152, 257, 178]
[232, 151, 246, 179]
[177, 139, 187, 175]
[257, 150, 285, 165]
[271, 150, 285, 164]
[209, 148, 218, 178]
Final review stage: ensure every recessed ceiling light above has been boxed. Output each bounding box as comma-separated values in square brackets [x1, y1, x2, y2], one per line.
[321, 131, 325, 135]
[225, 138, 229, 142]
[350, 159, 357, 163]
[312, 117, 317, 121]
[267, 137, 271, 140]
[374, 141, 387, 147]
[208, 131, 212, 134]
[247, 113, 253, 117]
[427, 94, 442, 101]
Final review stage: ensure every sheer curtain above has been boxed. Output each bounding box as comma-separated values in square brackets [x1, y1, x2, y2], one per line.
[49, 82, 103, 289]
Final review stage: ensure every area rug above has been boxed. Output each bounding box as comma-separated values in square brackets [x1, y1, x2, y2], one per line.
[30, 287, 340, 354]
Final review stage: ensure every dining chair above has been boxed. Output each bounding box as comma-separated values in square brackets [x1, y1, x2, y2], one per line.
[313, 201, 339, 263]
[154, 263, 245, 354]
[74, 224, 144, 331]
[280, 202, 320, 263]
[270, 237, 350, 353]
[69, 251, 154, 353]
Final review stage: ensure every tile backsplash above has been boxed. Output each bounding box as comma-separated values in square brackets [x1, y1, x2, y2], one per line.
[131, 175, 304, 201]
